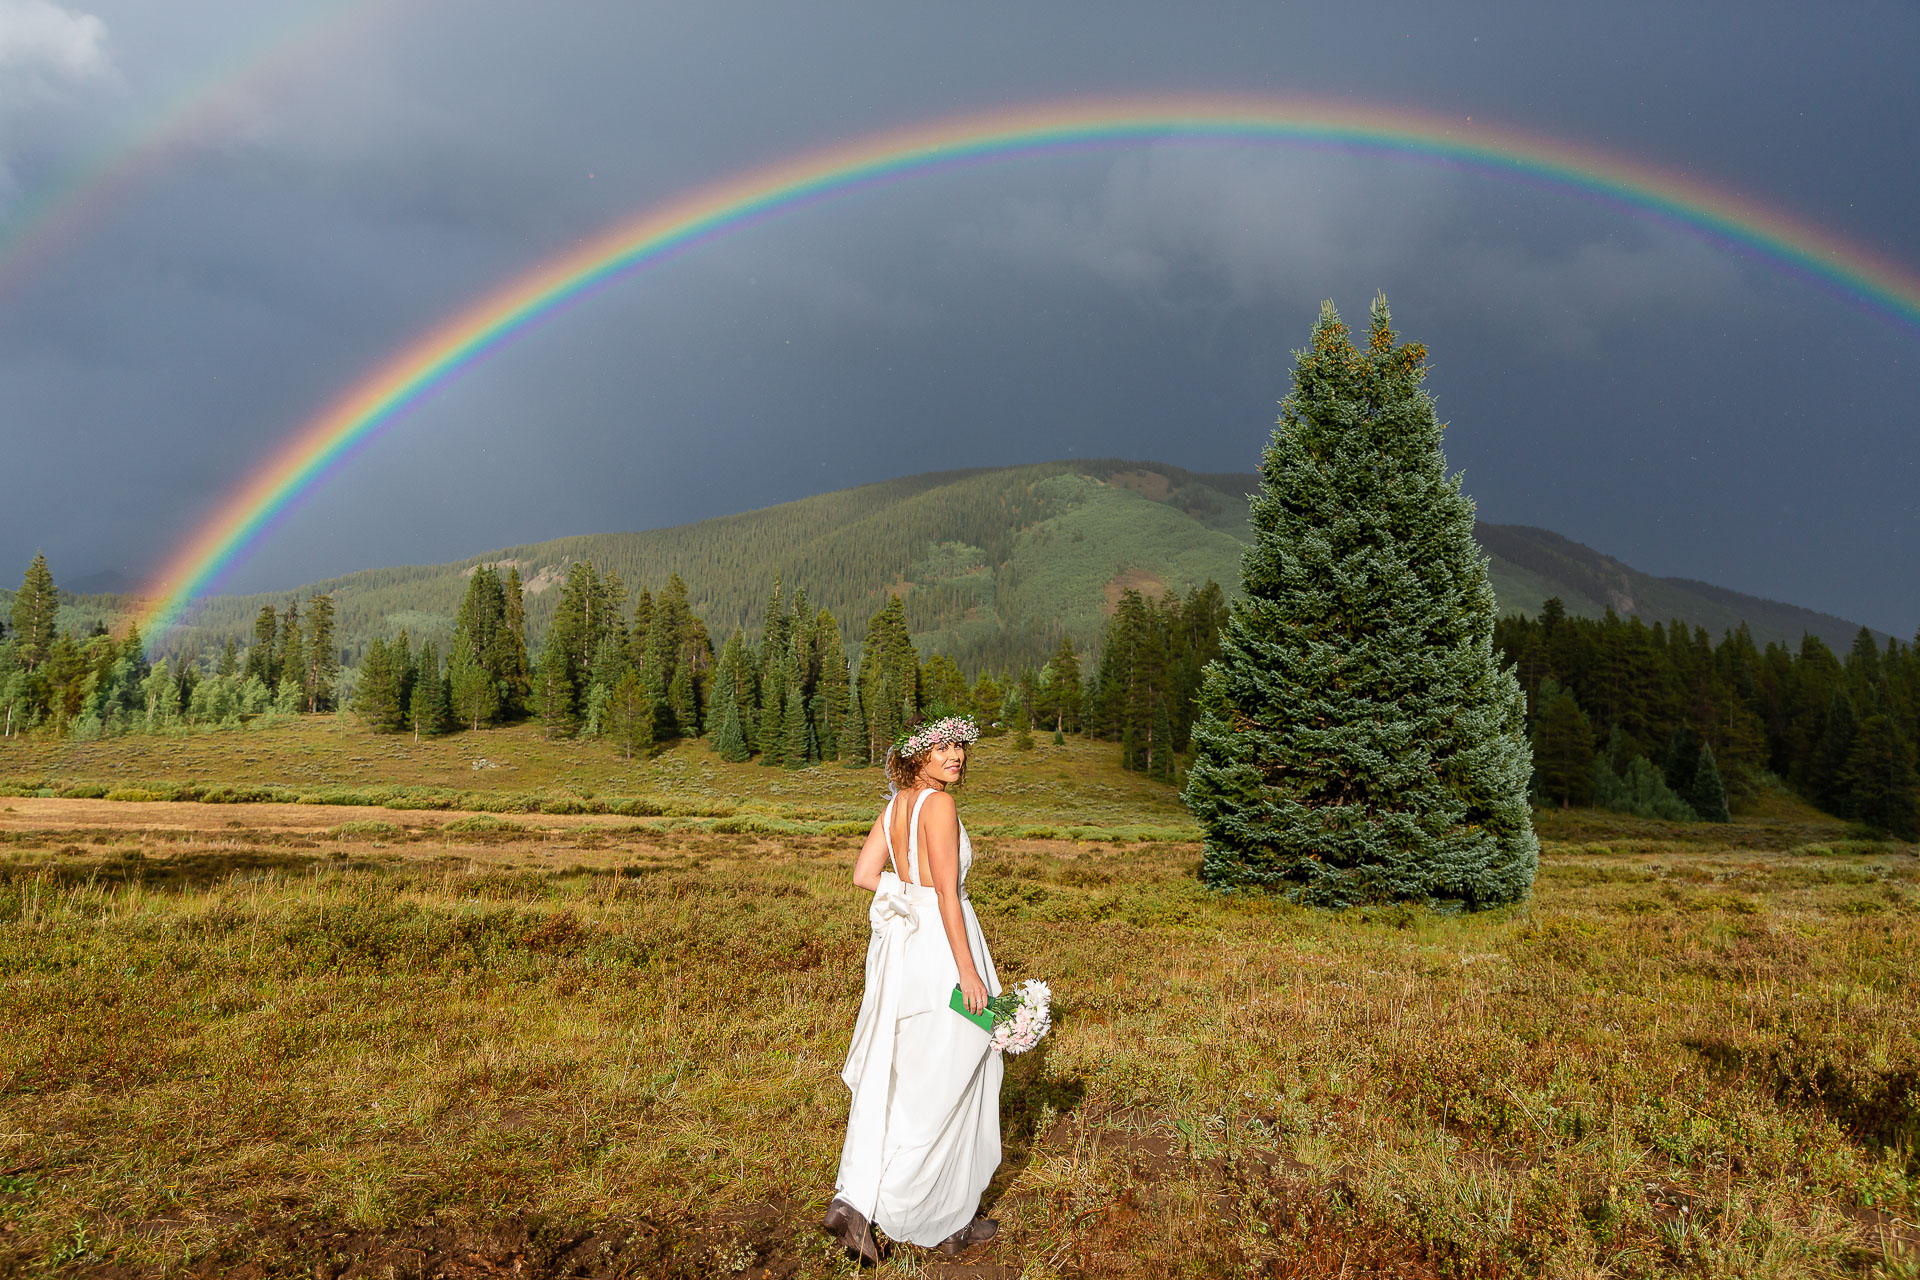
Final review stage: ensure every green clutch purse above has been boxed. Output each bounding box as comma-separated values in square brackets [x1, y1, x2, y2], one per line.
[949, 984, 996, 1032]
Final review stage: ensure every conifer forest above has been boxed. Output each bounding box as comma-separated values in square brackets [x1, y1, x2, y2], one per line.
[3, 537, 1916, 838]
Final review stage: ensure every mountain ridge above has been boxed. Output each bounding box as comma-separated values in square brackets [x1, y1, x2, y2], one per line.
[9, 460, 1881, 666]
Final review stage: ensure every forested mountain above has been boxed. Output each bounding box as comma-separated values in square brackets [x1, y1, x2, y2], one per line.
[8, 460, 1880, 671]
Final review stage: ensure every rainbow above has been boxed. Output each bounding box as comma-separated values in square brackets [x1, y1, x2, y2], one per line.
[0, 0, 385, 297]
[137, 95, 1920, 639]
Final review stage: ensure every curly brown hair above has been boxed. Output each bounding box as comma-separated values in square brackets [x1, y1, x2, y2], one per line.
[886, 742, 969, 795]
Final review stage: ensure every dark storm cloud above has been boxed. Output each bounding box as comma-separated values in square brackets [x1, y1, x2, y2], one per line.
[2, 0, 1916, 632]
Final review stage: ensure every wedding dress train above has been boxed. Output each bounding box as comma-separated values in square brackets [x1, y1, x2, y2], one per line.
[833, 788, 1003, 1247]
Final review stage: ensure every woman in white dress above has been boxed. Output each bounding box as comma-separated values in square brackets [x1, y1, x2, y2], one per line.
[824, 714, 1002, 1262]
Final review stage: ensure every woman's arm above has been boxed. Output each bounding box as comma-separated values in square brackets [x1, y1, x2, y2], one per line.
[918, 790, 986, 1014]
[851, 810, 891, 891]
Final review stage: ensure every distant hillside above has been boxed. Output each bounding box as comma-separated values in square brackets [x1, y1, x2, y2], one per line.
[10, 460, 1878, 668]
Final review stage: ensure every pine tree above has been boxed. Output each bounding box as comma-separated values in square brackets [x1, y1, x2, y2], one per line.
[448, 642, 499, 732]
[780, 684, 809, 769]
[711, 679, 750, 762]
[668, 664, 697, 738]
[353, 637, 400, 730]
[1014, 697, 1037, 753]
[1530, 679, 1596, 807]
[759, 656, 790, 766]
[217, 637, 239, 679]
[1183, 297, 1538, 907]
[605, 668, 651, 760]
[1041, 635, 1083, 734]
[1686, 741, 1731, 823]
[815, 610, 848, 761]
[141, 657, 179, 733]
[305, 594, 338, 712]
[410, 640, 448, 739]
[246, 605, 278, 686]
[531, 643, 577, 739]
[840, 680, 869, 767]
[1147, 695, 1170, 777]
[10, 553, 57, 671]
[1839, 714, 1919, 839]
[972, 673, 1004, 737]
[276, 601, 305, 711]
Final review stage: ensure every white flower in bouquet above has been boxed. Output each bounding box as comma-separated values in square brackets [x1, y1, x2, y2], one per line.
[985, 978, 1052, 1055]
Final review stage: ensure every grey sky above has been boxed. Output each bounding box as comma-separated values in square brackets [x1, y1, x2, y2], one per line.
[2, 0, 1916, 633]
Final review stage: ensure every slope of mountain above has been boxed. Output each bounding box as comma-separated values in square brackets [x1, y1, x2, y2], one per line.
[15, 460, 1878, 666]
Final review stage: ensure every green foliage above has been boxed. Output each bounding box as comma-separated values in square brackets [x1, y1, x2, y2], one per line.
[710, 677, 750, 763]
[1185, 298, 1538, 908]
[1687, 742, 1731, 823]
[1497, 602, 1920, 827]
[603, 668, 652, 760]
[839, 680, 869, 768]
[1529, 679, 1596, 807]
[1591, 749, 1698, 822]
[9, 552, 56, 672]
[409, 640, 449, 738]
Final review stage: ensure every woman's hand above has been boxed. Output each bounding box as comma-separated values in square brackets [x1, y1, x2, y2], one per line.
[959, 969, 989, 1016]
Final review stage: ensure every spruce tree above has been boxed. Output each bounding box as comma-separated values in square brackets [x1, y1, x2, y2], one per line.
[1147, 695, 1170, 777]
[605, 668, 651, 760]
[448, 643, 499, 732]
[1183, 297, 1537, 907]
[759, 656, 790, 766]
[815, 610, 848, 760]
[531, 643, 576, 739]
[1686, 741, 1731, 823]
[277, 600, 305, 695]
[247, 606, 278, 686]
[840, 680, 869, 767]
[410, 640, 448, 739]
[10, 553, 57, 671]
[1529, 680, 1596, 807]
[305, 594, 338, 712]
[780, 685, 809, 769]
[1839, 715, 1919, 839]
[353, 637, 399, 730]
[711, 680, 750, 762]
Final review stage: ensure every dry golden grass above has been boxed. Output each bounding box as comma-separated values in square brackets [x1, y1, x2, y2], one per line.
[0, 717, 1192, 839]
[0, 782, 1915, 1277]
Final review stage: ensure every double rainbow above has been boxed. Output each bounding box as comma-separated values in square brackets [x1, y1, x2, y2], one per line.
[135, 96, 1920, 638]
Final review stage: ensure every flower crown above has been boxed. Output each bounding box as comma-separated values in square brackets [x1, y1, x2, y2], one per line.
[891, 713, 980, 759]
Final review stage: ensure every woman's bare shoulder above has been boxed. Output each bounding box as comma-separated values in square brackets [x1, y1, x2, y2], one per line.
[917, 788, 958, 818]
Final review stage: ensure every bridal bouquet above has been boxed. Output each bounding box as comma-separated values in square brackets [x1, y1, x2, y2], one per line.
[950, 979, 1052, 1055]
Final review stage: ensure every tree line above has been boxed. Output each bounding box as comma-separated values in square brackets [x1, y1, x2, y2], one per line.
[1, 552, 337, 738]
[1503, 601, 1920, 837]
[6, 544, 1915, 838]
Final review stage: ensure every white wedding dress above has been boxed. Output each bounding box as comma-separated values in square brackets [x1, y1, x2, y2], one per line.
[834, 787, 1003, 1246]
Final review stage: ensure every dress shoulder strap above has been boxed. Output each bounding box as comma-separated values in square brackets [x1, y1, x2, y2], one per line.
[906, 788, 936, 886]
[881, 795, 899, 879]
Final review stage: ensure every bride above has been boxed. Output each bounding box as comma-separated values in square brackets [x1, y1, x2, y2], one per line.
[824, 713, 1002, 1262]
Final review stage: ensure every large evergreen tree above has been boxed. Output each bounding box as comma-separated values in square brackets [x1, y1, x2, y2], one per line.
[1183, 297, 1537, 907]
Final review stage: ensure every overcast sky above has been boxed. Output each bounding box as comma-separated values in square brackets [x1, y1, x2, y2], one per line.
[2, 0, 1916, 633]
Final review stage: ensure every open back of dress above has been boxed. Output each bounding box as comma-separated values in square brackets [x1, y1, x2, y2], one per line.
[834, 789, 1003, 1246]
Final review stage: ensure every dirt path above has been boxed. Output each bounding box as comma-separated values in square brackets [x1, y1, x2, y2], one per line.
[0, 795, 665, 834]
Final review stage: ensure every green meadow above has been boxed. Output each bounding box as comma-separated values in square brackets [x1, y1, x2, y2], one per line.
[0, 720, 1916, 1276]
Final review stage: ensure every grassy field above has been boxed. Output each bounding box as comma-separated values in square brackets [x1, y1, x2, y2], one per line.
[0, 718, 1195, 840]
[0, 725, 1918, 1277]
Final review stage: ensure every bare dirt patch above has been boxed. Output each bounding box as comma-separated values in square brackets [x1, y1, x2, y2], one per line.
[1102, 569, 1167, 613]
[1105, 470, 1172, 501]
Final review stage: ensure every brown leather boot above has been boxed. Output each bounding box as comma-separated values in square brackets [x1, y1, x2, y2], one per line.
[822, 1198, 885, 1265]
[937, 1215, 998, 1255]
